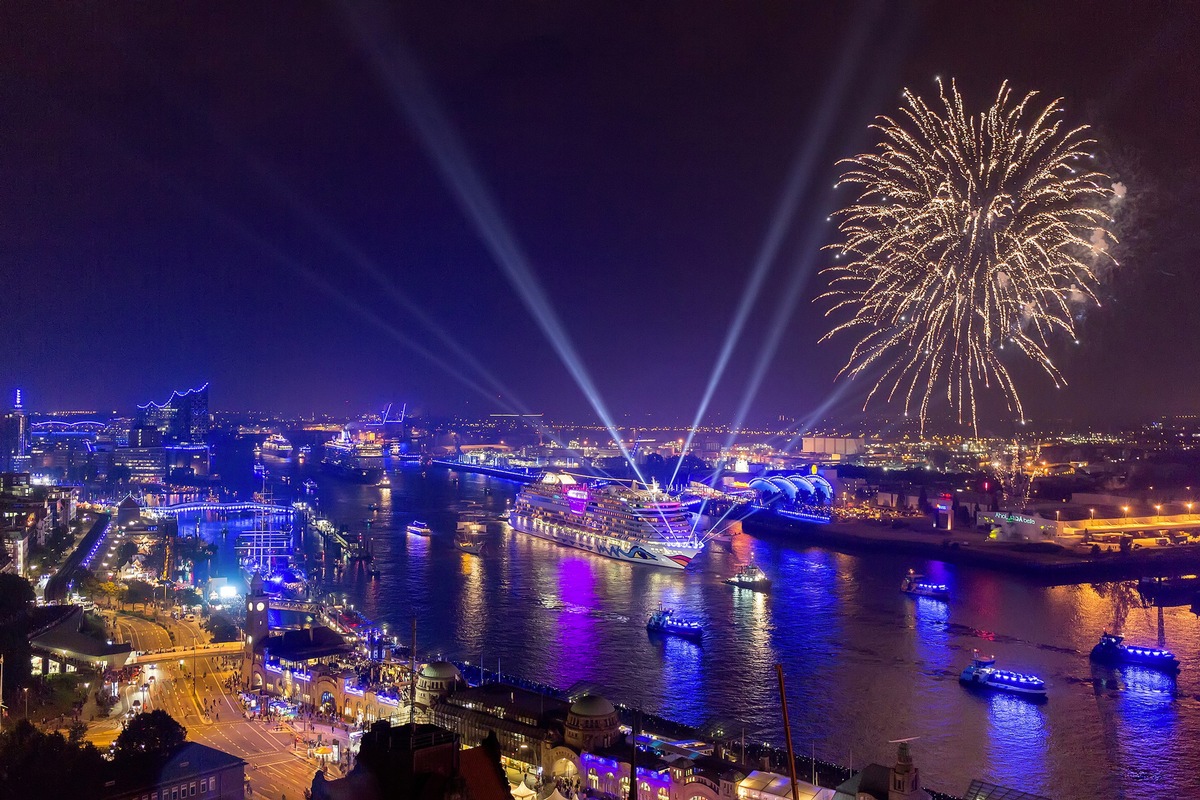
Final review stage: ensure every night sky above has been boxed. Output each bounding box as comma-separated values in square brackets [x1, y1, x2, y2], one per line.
[2, 3, 1198, 427]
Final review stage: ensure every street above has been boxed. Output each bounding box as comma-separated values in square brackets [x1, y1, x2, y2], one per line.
[90, 610, 321, 800]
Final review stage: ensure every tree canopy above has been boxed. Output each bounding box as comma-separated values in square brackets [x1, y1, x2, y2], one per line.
[0, 574, 34, 622]
[112, 709, 187, 762]
[0, 719, 106, 800]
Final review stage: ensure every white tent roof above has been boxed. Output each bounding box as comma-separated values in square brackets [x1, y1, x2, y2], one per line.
[510, 783, 537, 800]
[545, 790, 569, 800]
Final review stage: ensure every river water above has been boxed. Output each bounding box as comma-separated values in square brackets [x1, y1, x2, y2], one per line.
[189, 456, 1200, 798]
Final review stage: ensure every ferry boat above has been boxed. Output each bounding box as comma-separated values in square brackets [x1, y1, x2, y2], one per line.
[406, 521, 433, 537]
[261, 433, 294, 460]
[1089, 632, 1179, 673]
[456, 517, 487, 556]
[508, 473, 704, 570]
[322, 423, 386, 483]
[959, 653, 1046, 699]
[725, 563, 771, 592]
[901, 569, 949, 600]
[646, 606, 703, 641]
[302, 479, 318, 493]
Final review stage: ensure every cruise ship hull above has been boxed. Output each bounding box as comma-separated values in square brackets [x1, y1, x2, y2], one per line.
[509, 512, 700, 569]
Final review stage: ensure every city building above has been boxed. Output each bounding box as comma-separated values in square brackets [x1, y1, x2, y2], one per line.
[100, 741, 247, 800]
[240, 575, 402, 722]
[309, 720, 509, 800]
[114, 446, 167, 483]
[28, 605, 133, 675]
[137, 384, 210, 444]
[0, 389, 30, 472]
[832, 742, 929, 800]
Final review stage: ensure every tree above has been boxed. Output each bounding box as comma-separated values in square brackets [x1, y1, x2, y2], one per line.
[0, 574, 34, 622]
[112, 709, 187, 762]
[0, 719, 106, 800]
[107, 465, 132, 483]
[124, 580, 156, 610]
[203, 612, 240, 643]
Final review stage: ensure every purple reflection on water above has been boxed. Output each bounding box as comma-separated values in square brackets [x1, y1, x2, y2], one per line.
[548, 556, 600, 688]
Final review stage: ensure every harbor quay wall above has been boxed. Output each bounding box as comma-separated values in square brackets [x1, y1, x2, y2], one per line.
[741, 513, 1200, 584]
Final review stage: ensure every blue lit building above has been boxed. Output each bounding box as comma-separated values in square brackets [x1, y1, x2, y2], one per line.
[137, 383, 210, 443]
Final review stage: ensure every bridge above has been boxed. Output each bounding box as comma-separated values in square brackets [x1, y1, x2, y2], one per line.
[270, 599, 323, 615]
[148, 501, 294, 518]
[128, 640, 243, 665]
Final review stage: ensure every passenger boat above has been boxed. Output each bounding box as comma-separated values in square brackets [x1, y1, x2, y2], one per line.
[1089, 632, 1179, 673]
[406, 521, 433, 537]
[302, 479, 318, 493]
[901, 569, 949, 600]
[646, 606, 703, 641]
[725, 563, 771, 592]
[959, 653, 1046, 699]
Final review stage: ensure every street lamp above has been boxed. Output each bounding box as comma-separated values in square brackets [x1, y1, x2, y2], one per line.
[1090, 508, 1095, 521]
[1122, 506, 1130, 520]
[1155, 504, 1162, 517]
[23, 687, 29, 719]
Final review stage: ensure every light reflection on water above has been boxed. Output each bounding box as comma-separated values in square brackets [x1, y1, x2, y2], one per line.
[185, 466, 1200, 797]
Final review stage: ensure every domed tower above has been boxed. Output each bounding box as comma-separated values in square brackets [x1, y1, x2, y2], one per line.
[564, 694, 620, 751]
[244, 573, 270, 656]
[414, 661, 463, 711]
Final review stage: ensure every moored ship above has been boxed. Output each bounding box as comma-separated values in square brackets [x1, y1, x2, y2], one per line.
[508, 473, 704, 569]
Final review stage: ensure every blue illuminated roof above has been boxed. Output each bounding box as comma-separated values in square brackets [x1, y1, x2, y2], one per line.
[136, 383, 209, 410]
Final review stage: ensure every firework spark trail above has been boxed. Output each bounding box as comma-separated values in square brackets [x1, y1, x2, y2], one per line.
[820, 79, 1118, 433]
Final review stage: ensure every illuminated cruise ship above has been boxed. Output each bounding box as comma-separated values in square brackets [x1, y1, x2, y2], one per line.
[261, 433, 294, 460]
[322, 423, 385, 483]
[509, 473, 704, 569]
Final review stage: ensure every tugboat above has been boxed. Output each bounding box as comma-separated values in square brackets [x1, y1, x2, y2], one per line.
[901, 569, 950, 600]
[646, 605, 704, 642]
[725, 564, 771, 592]
[959, 652, 1047, 699]
[1090, 632, 1180, 673]
[406, 521, 433, 537]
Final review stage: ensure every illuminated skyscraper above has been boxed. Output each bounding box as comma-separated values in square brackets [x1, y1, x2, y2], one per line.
[0, 389, 30, 472]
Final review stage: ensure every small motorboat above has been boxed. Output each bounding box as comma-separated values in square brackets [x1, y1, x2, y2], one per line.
[960, 652, 1046, 699]
[646, 606, 703, 642]
[901, 569, 949, 600]
[406, 521, 433, 537]
[367, 502, 379, 511]
[377, 474, 391, 488]
[1089, 632, 1179, 673]
[725, 563, 771, 592]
